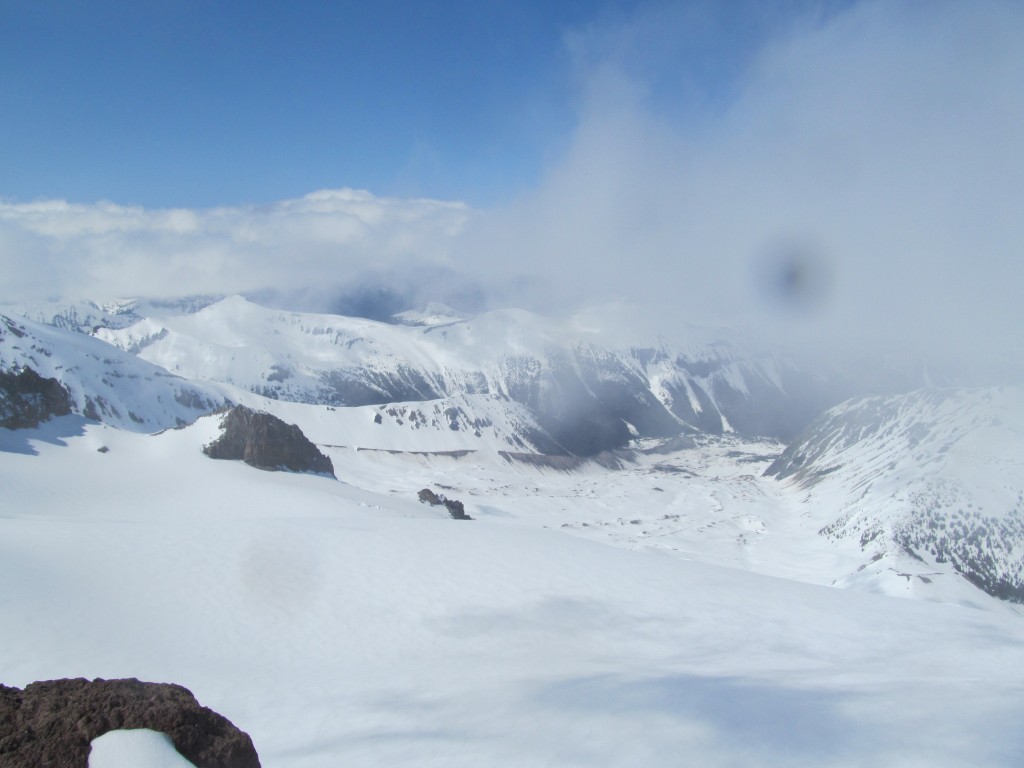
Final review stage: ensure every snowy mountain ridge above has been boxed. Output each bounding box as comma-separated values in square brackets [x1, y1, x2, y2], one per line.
[86, 295, 830, 455]
[765, 386, 1024, 603]
[0, 312, 226, 432]
[3, 295, 1024, 609]
[2, 295, 224, 335]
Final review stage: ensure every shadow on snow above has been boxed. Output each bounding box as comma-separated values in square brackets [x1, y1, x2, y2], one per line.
[0, 415, 89, 456]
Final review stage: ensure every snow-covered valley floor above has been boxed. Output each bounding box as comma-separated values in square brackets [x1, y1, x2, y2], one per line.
[3, 415, 1024, 767]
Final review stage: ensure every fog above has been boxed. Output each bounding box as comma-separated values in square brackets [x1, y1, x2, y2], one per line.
[0, 191, 470, 319]
[2, 0, 1022, 384]
[467, 0, 1024, 378]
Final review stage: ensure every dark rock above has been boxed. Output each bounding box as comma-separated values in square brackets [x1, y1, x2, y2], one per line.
[497, 450, 631, 471]
[203, 406, 335, 477]
[0, 677, 260, 768]
[418, 488, 472, 520]
[0, 367, 73, 429]
[317, 365, 442, 407]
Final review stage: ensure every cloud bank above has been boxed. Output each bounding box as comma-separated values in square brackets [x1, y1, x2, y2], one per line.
[0, 189, 469, 309]
[467, 0, 1024, 373]
[3, 0, 1023, 379]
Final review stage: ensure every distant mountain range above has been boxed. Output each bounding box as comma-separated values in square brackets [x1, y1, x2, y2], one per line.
[3, 294, 1023, 607]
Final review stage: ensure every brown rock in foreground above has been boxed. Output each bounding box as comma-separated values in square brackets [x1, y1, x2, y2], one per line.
[0, 677, 260, 768]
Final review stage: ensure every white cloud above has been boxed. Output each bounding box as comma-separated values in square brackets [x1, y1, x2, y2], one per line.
[2, 1, 1022, 381]
[465, 0, 1024, 375]
[0, 189, 469, 305]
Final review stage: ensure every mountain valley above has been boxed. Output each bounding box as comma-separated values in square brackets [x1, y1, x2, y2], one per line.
[3, 295, 1024, 767]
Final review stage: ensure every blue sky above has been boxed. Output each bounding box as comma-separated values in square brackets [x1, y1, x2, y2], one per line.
[0, 0, 620, 206]
[2, 0, 845, 207]
[2, 0, 1023, 376]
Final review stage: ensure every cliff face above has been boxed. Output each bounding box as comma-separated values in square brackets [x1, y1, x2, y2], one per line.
[203, 405, 335, 477]
[0, 367, 72, 429]
[0, 677, 260, 768]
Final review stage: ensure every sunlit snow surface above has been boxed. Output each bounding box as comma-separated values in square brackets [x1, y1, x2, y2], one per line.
[3, 413, 1024, 767]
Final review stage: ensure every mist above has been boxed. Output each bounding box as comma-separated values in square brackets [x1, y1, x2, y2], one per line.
[0, 190, 469, 311]
[466, 0, 1024, 380]
[2, 0, 1022, 385]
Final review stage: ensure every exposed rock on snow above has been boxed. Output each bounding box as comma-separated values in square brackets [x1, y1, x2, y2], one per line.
[0, 677, 260, 768]
[203, 406, 335, 477]
[0, 366, 72, 429]
[418, 487, 472, 519]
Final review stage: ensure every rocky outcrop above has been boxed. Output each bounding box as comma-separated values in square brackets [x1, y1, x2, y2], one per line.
[418, 488, 472, 520]
[0, 677, 260, 768]
[203, 406, 335, 477]
[0, 367, 73, 429]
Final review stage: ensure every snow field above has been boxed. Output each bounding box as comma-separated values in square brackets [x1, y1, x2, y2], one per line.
[3, 418, 1024, 766]
[89, 729, 198, 767]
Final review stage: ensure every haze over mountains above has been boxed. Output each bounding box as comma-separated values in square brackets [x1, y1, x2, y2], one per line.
[4, 292, 1023, 607]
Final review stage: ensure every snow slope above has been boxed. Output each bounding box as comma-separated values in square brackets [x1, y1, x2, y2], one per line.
[3, 414, 1024, 766]
[4, 295, 1024, 764]
[766, 387, 1024, 603]
[5, 297, 1023, 607]
[1, 295, 222, 335]
[0, 313, 227, 431]
[90, 729, 197, 768]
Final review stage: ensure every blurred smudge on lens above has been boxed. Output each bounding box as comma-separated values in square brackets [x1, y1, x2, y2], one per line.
[752, 238, 834, 314]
